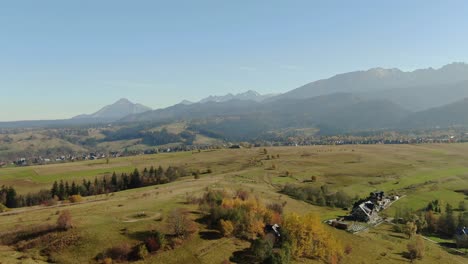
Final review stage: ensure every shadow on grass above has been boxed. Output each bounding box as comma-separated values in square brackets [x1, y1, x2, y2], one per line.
[126, 230, 153, 241]
[199, 230, 222, 240]
[230, 247, 256, 264]
[439, 242, 457, 249]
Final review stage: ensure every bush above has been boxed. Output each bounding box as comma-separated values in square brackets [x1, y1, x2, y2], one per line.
[235, 190, 250, 201]
[267, 203, 284, 215]
[69, 195, 83, 203]
[170, 237, 184, 249]
[407, 236, 425, 261]
[134, 244, 148, 260]
[167, 208, 198, 238]
[57, 210, 73, 231]
[270, 242, 291, 264]
[106, 243, 131, 262]
[145, 231, 166, 252]
[220, 219, 234, 237]
[251, 238, 273, 262]
[0, 203, 8, 212]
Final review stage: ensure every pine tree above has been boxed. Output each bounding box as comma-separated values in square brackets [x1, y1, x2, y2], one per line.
[130, 169, 142, 188]
[111, 172, 118, 188]
[6, 186, 17, 208]
[71, 182, 78, 195]
[51, 181, 59, 197]
[58, 180, 65, 200]
[156, 166, 164, 183]
[65, 181, 70, 198]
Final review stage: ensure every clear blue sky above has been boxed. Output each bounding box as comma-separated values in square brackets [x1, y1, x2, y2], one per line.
[1, 0, 468, 121]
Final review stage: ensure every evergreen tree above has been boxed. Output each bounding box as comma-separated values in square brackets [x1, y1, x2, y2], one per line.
[156, 166, 164, 183]
[6, 187, 17, 208]
[58, 180, 65, 200]
[111, 172, 118, 188]
[65, 181, 70, 198]
[51, 181, 59, 197]
[71, 181, 78, 195]
[130, 169, 142, 188]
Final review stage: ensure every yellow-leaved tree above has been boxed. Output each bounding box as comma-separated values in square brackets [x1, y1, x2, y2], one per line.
[282, 213, 343, 263]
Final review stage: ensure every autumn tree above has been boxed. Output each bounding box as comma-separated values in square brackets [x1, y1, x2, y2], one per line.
[282, 213, 343, 262]
[425, 210, 438, 233]
[167, 208, 197, 238]
[407, 235, 425, 262]
[405, 221, 417, 238]
[57, 210, 73, 230]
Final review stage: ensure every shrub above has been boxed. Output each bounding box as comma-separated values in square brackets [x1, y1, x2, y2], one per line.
[106, 243, 131, 262]
[69, 195, 83, 203]
[0, 203, 8, 212]
[267, 203, 284, 215]
[235, 189, 250, 201]
[270, 242, 292, 264]
[220, 219, 234, 237]
[251, 238, 273, 262]
[404, 221, 417, 238]
[145, 231, 166, 252]
[170, 237, 184, 249]
[167, 208, 198, 238]
[57, 210, 73, 231]
[134, 244, 148, 260]
[43, 199, 58, 206]
[407, 235, 425, 261]
[145, 237, 159, 252]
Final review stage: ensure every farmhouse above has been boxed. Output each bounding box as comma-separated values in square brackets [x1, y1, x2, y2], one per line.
[351, 201, 380, 223]
[351, 191, 393, 223]
[264, 224, 281, 238]
[455, 227, 468, 248]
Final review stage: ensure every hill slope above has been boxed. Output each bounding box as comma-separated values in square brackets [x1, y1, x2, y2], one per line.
[401, 98, 468, 128]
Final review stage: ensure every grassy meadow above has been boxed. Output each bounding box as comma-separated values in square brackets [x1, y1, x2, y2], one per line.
[0, 144, 468, 263]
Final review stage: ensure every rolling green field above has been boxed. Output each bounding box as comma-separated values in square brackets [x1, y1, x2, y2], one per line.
[1, 144, 468, 263]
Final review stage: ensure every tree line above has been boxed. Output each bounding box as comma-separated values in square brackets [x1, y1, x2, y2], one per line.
[394, 199, 468, 247]
[0, 165, 188, 209]
[281, 184, 355, 209]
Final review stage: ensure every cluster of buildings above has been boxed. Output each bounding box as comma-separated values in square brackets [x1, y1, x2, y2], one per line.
[350, 191, 397, 224]
[327, 191, 399, 232]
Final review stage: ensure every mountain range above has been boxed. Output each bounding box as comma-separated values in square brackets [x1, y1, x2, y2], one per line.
[178, 90, 277, 105]
[2, 63, 468, 136]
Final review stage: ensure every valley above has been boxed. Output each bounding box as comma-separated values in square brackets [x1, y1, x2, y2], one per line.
[0, 144, 467, 263]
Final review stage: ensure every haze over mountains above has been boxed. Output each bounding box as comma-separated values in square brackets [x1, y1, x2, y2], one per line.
[274, 62, 468, 111]
[2, 62, 468, 135]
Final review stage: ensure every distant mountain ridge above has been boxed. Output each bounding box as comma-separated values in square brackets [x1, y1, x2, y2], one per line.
[3, 62, 468, 136]
[272, 62, 468, 110]
[73, 98, 152, 120]
[198, 90, 277, 104]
